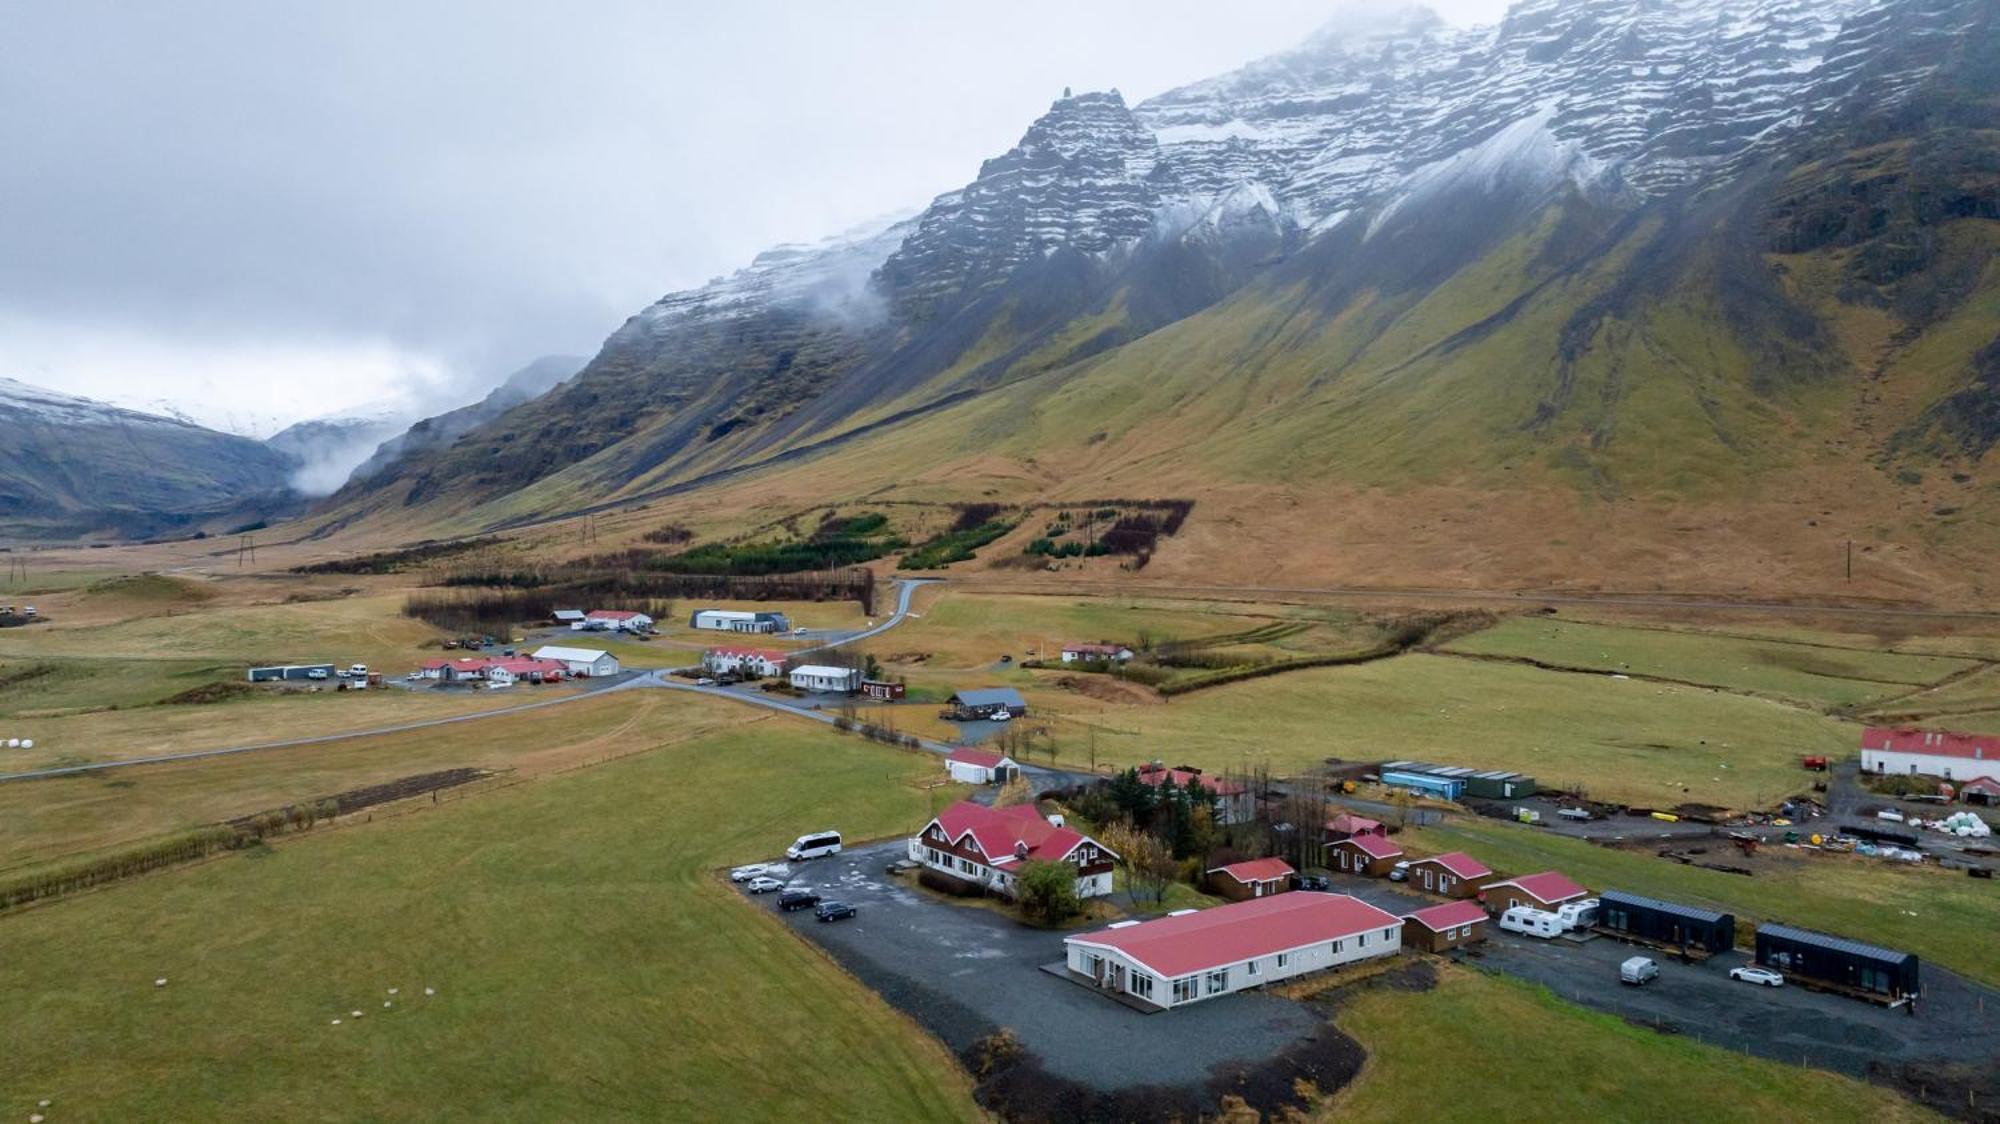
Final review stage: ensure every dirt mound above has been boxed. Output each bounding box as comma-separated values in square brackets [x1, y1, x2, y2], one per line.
[84, 573, 214, 604]
[160, 681, 255, 705]
[1053, 674, 1163, 705]
[1868, 1058, 2000, 1122]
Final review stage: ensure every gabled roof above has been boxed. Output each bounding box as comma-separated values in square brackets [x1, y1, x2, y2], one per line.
[1063, 642, 1129, 654]
[1484, 871, 1587, 905]
[552, 609, 586, 620]
[1207, 857, 1294, 884]
[1066, 893, 1400, 978]
[1409, 851, 1491, 880]
[1136, 765, 1246, 797]
[425, 656, 495, 673]
[926, 801, 1111, 866]
[706, 646, 792, 663]
[531, 645, 612, 663]
[1861, 726, 1998, 762]
[1331, 833, 1403, 860]
[951, 687, 1027, 709]
[1326, 813, 1384, 836]
[1404, 900, 1488, 932]
[946, 747, 1013, 769]
[1959, 775, 2000, 795]
[489, 657, 566, 675]
[587, 609, 648, 620]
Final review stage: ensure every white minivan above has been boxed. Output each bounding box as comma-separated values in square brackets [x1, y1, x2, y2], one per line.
[786, 831, 842, 861]
[1498, 906, 1564, 939]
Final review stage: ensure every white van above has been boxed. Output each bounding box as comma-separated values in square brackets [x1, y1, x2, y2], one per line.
[1556, 898, 1600, 932]
[786, 831, 842, 861]
[1620, 956, 1660, 986]
[1498, 906, 1564, 939]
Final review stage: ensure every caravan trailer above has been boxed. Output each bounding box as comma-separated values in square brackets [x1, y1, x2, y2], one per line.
[1498, 906, 1564, 940]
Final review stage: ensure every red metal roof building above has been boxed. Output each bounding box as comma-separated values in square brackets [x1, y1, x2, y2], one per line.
[1401, 900, 1490, 953]
[909, 801, 1116, 899]
[1205, 857, 1295, 901]
[1861, 726, 2000, 781]
[1325, 813, 1386, 840]
[1064, 893, 1402, 1009]
[1135, 763, 1255, 824]
[1327, 832, 1403, 877]
[1482, 871, 1589, 914]
[1403, 851, 1494, 898]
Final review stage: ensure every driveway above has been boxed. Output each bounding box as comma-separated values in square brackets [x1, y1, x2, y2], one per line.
[733, 840, 1323, 1091]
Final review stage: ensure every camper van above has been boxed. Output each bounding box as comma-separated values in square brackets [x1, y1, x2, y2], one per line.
[785, 831, 843, 861]
[1498, 906, 1565, 940]
[1555, 898, 1601, 932]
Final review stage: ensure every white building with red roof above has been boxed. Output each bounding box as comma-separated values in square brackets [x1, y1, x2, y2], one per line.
[1135, 763, 1253, 824]
[944, 747, 1019, 785]
[1061, 642, 1134, 664]
[420, 656, 498, 682]
[1481, 871, 1589, 915]
[1861, 726, 1998, 782]
[582, 609, 654, 633]
[909, 801, 1116, 899]
[701, 646, 792, 678]
[484, 657, 568, 687]
[1064, 893, 1402, 1010]
[1205, 857, 1294, 901]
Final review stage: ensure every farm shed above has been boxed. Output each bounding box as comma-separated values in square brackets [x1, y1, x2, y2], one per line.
[1597, 891, 1735, 956]
[689, 609, 791, 634]
[1463, 770, 1537, 799]
[946, 687, 1027, 720]
[1206, 857, 1294, 902]
[1755, 923, 1921, 1000]
[1380, 767, 1465, 801]
[944, 747, 1017, 785]
[528, 646, 619, 677]
[1860, 727, 1997, 782]
[1403, 852, 1492, 898]
[1481, 871, 1588, 915]
[1063, 893, 1402, 1011]
[1327, 833, 1402, 877]
[583, 609, 653, 633]
[1402, 900, 1488, 953]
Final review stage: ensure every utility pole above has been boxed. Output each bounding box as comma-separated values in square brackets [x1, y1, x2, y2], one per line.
[1845, 539, 1853, 582]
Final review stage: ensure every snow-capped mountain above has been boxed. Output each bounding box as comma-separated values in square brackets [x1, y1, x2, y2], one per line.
[264, 410, 413, 496]
[0, 377, 209, 431]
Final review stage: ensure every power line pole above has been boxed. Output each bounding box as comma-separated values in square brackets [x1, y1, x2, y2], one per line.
[1845, 539, 1853, 582]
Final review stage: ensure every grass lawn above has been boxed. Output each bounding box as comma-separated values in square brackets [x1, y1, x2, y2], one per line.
[0, 656, 248, 716]
[1400, 817, 2000, 987]
[1326, 964, 1931, 1122]
[1443, 617, 1976, 711]
[1075, 654, 1859, 811]
[0, 716, 979, 1120]
[0, 691, 756, 875]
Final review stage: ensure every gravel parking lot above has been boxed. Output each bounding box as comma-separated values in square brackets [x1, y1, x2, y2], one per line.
[732, 841, 1323, 1091]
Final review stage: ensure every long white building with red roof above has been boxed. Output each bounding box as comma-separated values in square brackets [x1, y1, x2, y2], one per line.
[1861, 726, 1998, 782]
[909, 801, 1116, 899]
[1064, 893, 1402, 1010]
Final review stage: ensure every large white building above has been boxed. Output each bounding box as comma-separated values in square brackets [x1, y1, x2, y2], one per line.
[702, 647, 791, 678]
[909, 801, 1115, 900]
[1064, 893, 1402, 1011]
[529, 645, 620, 677]
[1861, 726, 1998, 781]
[790, 665, 859, 693]
[689, 609, 791, 634]
[581, 610, 653, 634]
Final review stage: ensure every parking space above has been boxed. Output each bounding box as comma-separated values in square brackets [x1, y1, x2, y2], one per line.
[729, 841, 1324, 1091]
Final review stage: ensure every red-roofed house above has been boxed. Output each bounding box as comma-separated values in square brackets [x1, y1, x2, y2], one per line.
[701, 647, 792, 678]
[1402, 900, 1489, 953]
[944, 747, 1019, 785]
[1403, 852, 1493, 899]
[420, 656, 497, 683]
[583, 609, 654, 634]
[1063, 893, 1402, 1010]
[1960, 776, 2000, 805]
[1327, 832, 1403, 877]
[1061, 642, 1134, 664]
[1481, 871, 1589, 915]
[1206, 857, 1295, 901]
[1861, 726, 1999, 781]
[1325, 813, 1386, 842]
[484, 657, 568, 687]
[909, 801, 1116, 899]
[1135, 763, 1253, 824]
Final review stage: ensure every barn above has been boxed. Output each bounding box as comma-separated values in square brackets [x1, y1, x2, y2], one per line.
[689, 609, 791, 634]
[944, 747, 1017, 785]
[1597, 890, 1735, 956]
[1327, 833, 1403, 877]
[529, 645, 620, 677]
[1063, 893, 1402, 1011]
[1401, 900, 1488, 953]
[1755, 923, 1921, 1001]
[1481, 871, 1588, 915]
[1206, 857, 1294, 901]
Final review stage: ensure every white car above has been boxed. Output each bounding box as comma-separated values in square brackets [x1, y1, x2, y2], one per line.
[729, 864, 770, 882]
[404, 672, 422, 681]
[696, 677, 717, 687]
[1730, 966, 1785, 988]
[306, 668, 329, 680]
[1387, 861, 1411, 883]
[745, 876, 785, 894]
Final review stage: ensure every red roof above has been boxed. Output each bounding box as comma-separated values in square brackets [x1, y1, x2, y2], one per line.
[1136, 765, 1246, 797]
[1412, 851, 1491, 880]
[1068, 893, 1400, 978]
[706, 646, 791, 664]
[1331, 834, 1403, 860]
[1483, 871, 1587, 905]
[1326, 813, 1385, 836]
[1862, 726, 1998, 763]
[426, 656, 496, 673]
[1404, 900, 1488, 932]
[489, 657, 565, 675]
[1960, 776, 2000, 795]
[1208, 857, 1295, 884]
[929, 801, 1108, 866]
[946, 747, 1009, 769]
[588, 610, 647, 620]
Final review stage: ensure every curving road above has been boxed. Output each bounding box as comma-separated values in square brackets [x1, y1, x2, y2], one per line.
[0, 578, 939, 785]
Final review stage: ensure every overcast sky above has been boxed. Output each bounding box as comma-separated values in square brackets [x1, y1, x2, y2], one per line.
[0, 1, 1511, 435]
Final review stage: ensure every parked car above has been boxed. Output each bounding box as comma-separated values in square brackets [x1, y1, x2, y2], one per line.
[1620, 956, 1660, 986]
[1297, 874, 1331, 892]
[696, 677, 717, 687]
[1876, 809, 1906, 823]
[1729, 966, 1785, 988]
[1387, 861, 1411, 883]
[815, 900, 857, 922]
[1557, 807, 1592, 822]
[746, 876, 785, 894]
[404, 672, 422, 681]
[729, 864, 771, 882]
[778, 889, 821, 912]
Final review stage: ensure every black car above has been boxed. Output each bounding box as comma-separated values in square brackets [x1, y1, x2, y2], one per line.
[1297, 875, 1331, 892]
[778, 889, 821, 912]
[814, 900, 857, 923]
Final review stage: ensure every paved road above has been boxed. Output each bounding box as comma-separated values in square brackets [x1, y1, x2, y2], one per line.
[0, 579, 940, 785]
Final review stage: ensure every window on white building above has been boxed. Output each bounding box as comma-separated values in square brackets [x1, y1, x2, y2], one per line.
[1331, 939, 1345, 954]
[1383, 927, 1396, 941]
[1206, 970, 1228, 994]
[1245, 960, 1261, 977]
[1132, 974, 1155, 999]
[1358, 933, 1368, 948]
[1172, 977, 1198, 1004]
[1276, 952, 1290, 969]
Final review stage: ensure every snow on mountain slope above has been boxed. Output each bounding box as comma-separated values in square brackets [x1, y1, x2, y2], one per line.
[0, 376, 206, 430]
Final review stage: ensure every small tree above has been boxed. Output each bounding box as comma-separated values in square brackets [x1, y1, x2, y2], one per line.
[1100, 822, 1174, 906]
[1015, 860, 1082, 926]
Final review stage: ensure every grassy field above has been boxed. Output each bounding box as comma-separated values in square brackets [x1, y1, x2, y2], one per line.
[0, 716, 979, 1120]
[0, 691, 755, 875]
[1074, 654, 1858, 810]
[1443, 616, 1978, 711]
[1326, 964, 1932, 1122]
[1400, 817, 2000, 988]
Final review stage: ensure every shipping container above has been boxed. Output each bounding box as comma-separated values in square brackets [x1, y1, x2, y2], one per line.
[1598, 890, 1735, 955]
[1755, 923, 1920, 999]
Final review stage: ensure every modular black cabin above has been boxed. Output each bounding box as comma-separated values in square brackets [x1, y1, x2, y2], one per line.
[1755, 923, 1920, 1000]
[1598, 890, 1735, 955]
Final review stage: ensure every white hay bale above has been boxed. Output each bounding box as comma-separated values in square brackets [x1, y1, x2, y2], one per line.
[330, 1018, 341, 1025]
[351, 1009, 364, 1018]
[387, 987, 399, 995]
[153, 977, 167, 987]
[5, 738, 18, 748]
[382, 1000, 393, 1008]
[423, 987, 435, 996]
[20, 740, 30, 750]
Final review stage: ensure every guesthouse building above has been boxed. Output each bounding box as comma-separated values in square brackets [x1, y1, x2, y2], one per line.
[1481, 871, 1589, 915]
[910, 801, 1115, 900]
[1401, 900, 1488, 953]
[689, 609, 791, 634]
[1061, 642, 1134, 664]
[1403, 852, 1492, 899]
[790, 665, 860, 694]
[1597, 890, 1735, 956]
[1206, 857, 1294, 901]
[702, 647, 791, 679]
[1326, 833, 1403, 877]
